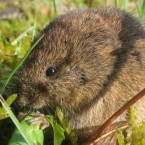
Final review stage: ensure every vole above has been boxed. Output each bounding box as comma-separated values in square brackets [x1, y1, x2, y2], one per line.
[15, 7, 145, 142]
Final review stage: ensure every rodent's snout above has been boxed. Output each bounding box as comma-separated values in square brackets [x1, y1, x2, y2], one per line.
[16, 92, 48, 109]
[16, 94, 31, 107]
[15, 82, 50, 109]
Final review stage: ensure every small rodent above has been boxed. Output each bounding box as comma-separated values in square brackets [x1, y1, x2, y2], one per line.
[15, 7, 145, 141]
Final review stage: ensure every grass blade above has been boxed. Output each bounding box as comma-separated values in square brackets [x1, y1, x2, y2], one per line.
[32, 16, 37, 40]
[114, 0, 118, 8]
[122, 0, 128, 10]
[11, 26, 34, 46]
[0, 95, 32, 145]
[52, 0, 57, 15]
[141, 0, 145, 18]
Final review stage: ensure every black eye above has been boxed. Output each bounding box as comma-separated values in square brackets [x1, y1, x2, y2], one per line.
[46, 67, 57, 77]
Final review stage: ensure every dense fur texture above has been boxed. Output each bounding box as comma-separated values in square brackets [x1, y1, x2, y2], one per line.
[16, 7, 145, 140]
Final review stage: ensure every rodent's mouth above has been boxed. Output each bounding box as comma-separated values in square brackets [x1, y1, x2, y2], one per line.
[17, 103, 55, 116]
[16, 95, 55, 115]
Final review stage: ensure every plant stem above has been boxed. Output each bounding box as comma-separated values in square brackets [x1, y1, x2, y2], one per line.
[84, 88, 145, 145]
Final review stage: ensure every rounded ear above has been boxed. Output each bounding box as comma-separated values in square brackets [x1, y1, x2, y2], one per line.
[97, 29, 121, 57]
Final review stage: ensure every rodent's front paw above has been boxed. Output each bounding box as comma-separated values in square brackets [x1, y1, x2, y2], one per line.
[29, 113, 50, 130]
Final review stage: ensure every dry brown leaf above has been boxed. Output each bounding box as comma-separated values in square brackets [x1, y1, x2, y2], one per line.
[91, 121, 130, 145]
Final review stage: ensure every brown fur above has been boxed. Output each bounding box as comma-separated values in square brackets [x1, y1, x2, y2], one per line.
[16, 7, 145, 141]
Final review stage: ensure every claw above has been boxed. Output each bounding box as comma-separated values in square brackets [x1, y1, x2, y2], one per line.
[28, 113, 50, 130]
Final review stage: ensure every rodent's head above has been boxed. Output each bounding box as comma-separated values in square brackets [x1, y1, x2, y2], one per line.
[16, 10, 120, 113]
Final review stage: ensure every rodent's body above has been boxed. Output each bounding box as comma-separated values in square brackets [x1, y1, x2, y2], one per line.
[16, 8, 145, 140]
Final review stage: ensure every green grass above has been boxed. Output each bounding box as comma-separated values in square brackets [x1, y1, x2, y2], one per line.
[0, 0, 145, 145]
[117, 107, 145, 145]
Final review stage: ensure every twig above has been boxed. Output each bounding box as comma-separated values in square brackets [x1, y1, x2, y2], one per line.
[92, 124, 130, 144]
[87, 0, 93, 8]
[84, 88, 145, 145]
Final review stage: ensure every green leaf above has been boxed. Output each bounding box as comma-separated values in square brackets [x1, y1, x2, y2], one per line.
[8, 115, 44, 145]
[116, 129, 125, 145]
[56, 107, 78, 145]
[45, 115, 65, 145]
[0, 94, 17, 120]
[0, 106, 9, 119]
[6, 94, 17, 106]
